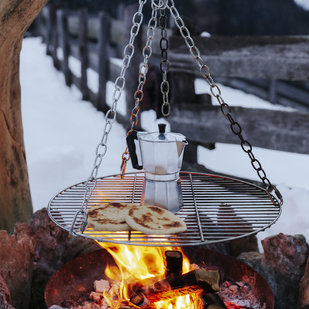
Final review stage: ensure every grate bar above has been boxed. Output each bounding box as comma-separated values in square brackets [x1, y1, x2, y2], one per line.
[189, 173, 204, 242]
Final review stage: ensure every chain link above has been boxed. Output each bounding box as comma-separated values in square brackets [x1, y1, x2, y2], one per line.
[120, 0, 163, 177]
[167, 0, 283, 204]
[129, 1, 160, 132]
[71, 0, 148, 235]
[159, 4, 170, 116]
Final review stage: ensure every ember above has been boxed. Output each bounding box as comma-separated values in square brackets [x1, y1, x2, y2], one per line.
[219, 281, 266, 309]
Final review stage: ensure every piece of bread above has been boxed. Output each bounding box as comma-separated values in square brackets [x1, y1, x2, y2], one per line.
[87, 202, 135, 231]
[124, 205, 187, 235]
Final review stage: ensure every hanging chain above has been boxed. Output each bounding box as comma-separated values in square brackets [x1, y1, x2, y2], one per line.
[167, 0, 283, 204]
[69, 0, 148, 235]
[121, 0, 163, 177]
[159, 5, 170, 116]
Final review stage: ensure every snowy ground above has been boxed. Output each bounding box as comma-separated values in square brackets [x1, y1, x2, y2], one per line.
[20, 37, 309, 250]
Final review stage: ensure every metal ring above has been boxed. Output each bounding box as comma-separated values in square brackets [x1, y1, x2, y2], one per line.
[147, 27, 156, 39]
[122, 151, 130, 161]
[210, 84, 221, 98]
[180, 26, 190, 39]
[241, 140, 252, 153]
[142, 46, 152, 59]
[134, 90, 144, 102]
[231, 122, 242, 135]
[190, 46, 201, 60]
[160, 37, 169, 50]
[123, 44, 135, 58]
[140, 63, 148, 75]
[248, 151, 255, 161]
[220, 103, 231, 116]
[217, 96, 225, 105]
[185, 36, 195, 49]
[160, 59, 170, 72]
[200, 65, 211, 78]
[132, 12, 143, 25]
[115, 77, 126, 91]
[122, 56, 130, 70]
[227, 113, 234, 124]
[105, 109, 116, 122]
[130, 23, 140, 37]
[95, 144, 107, 158]
[257, 168, 267, 180]
[174, 16, 185, 29]
[251, 158, 262, 171]
[160, 80, 170, 93]
[148, 17, 157, 30]
[263, 178, 272, 190]
[161, 103, 170, 116]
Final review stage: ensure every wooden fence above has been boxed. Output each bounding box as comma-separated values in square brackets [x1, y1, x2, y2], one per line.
[35, 4, 309, 169]
[37, 4, 172, 129]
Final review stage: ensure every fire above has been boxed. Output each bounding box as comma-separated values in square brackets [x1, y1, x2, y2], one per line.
[97, 241, 203, 309]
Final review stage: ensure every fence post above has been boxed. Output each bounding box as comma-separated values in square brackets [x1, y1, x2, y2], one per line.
[57, 9, 71, 87]
[97, 11, 111, 112]
[116, 3, 125, 58]
[169, 68, 214, 165]
[268, 79, 277, 103]
[46, 5, 53, 55]
[79, 7, 89, 101]
[123, 4, 141, 131]
[46, 4, 60, 70]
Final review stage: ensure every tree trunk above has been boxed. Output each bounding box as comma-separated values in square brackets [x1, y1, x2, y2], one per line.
[0, 0, 49, 232]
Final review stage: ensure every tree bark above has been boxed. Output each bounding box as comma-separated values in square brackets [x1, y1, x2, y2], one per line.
[0, 0, 49, 232]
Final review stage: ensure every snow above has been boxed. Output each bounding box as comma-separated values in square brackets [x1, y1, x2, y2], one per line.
[294, 0, 309, 10]
[20, 37, 309, 250]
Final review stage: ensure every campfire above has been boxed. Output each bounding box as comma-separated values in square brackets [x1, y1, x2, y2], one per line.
[45, 244, 270, 309]
[93, 242, 208, 309]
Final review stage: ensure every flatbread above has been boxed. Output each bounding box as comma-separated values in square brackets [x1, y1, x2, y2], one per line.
[87, 203, 135, 231]
[124, 205, 187, 235]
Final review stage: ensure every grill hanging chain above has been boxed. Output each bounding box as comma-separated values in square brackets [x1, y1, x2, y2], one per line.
[121, 0, 166, 178]
[166, 0, 283, 205]
[70, 0, 283, 236]
[159, 5, 170, 116]
[70, 0, 148, 235]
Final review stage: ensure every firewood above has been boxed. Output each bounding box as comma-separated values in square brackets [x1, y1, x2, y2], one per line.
[202, 294, 228, 309]
[130, 269, 220, 305]
[165, 250, 183, 277]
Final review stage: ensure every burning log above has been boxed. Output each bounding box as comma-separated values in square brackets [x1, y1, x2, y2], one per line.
[130, 269, 221, 305]
[165, 250, 183, 277]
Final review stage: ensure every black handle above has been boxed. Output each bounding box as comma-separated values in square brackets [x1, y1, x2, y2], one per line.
[126, 130, 143, 170]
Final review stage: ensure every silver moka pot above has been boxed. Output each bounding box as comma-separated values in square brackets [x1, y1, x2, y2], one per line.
[126, 124, 187, 213]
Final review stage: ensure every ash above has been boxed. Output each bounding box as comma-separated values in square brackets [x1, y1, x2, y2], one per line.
[219, 281, 267, 309]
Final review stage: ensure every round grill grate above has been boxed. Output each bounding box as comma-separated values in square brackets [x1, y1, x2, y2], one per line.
[47, 172, 281, 246]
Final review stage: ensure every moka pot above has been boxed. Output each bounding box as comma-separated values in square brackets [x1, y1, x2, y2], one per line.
[126, 124, 187, 213]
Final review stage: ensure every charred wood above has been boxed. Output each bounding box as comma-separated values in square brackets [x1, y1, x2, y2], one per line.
[130, 269, 220, 305]
[165, 250, 183, 277]
[203, 294, 228, 309]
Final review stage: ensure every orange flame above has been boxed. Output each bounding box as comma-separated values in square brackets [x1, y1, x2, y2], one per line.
[97, 241, 203, 309]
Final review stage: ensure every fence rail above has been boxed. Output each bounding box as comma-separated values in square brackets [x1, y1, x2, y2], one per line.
[35, 4, 309, 167]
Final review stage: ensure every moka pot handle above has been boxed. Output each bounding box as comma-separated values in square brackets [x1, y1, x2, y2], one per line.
[126, 130, 143, 170]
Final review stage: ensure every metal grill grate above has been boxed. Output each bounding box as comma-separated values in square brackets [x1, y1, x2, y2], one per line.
[48, 172, 281, 246]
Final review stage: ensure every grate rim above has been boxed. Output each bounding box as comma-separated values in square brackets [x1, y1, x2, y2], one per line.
[47, 172, 281, 246]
